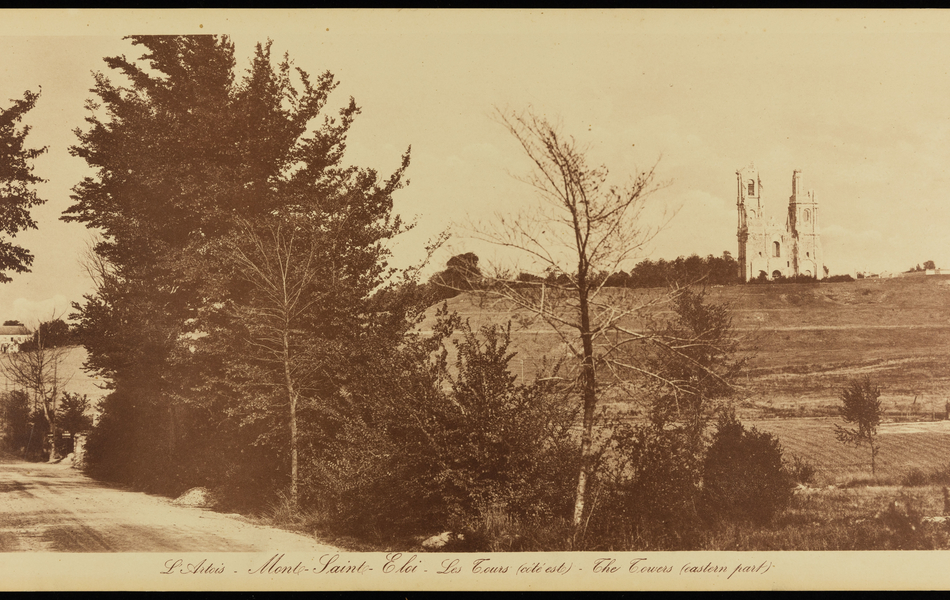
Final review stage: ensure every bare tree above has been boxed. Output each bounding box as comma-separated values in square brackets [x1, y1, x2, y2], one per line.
[78, 234, 116, 292]
[0, 318, 72, 461]
[470, 107, 673, 542]
[227, 216, 325, 509]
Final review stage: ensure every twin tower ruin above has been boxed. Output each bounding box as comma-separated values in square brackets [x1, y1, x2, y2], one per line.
[736, 164, 823, 282]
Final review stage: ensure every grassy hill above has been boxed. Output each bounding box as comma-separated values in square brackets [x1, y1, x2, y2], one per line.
[0, 346, 109, 406]
[418, 276, 950, 417]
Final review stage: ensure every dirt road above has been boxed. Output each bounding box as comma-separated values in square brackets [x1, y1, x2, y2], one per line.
[0, 454, 340, 552]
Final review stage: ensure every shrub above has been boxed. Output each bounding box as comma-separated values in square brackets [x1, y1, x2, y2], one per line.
[824, 274, 855, 283]
[0, 390, 32, 456]
[876, 498, 934, 550]
[57, 392, 93, 436]
[899, 464, 950, 488]
[308, 312, 580, 543]
[584, 424, 705, 551]
[901, 468, 929, 487]
[786, 454, 818, 485]
[702, 411, 793, 526]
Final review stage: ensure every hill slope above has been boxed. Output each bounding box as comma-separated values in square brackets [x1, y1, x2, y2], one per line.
[418, 277, 950, 414]
[0, 346, 109, 405]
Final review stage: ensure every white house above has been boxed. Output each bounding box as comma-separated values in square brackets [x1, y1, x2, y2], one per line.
[0, 325, 31, 353]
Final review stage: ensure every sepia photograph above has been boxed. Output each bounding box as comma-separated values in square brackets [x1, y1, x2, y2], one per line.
[0, 9, 949, 591]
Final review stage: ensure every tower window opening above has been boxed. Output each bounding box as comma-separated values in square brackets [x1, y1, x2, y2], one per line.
[773, 241, 781, 257]
[748, 182, 754, 195]
[806, 252, 810, 258]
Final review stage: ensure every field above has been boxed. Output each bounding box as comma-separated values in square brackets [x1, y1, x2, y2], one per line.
[752, 418, 950, 484]
[418, 276, 950, 486]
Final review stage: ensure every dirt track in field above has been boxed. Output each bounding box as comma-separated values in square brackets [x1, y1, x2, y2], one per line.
[0, 454, 339, 552]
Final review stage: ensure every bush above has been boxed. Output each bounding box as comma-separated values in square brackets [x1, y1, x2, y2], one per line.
[307, 311, 580, 543]
[57, 392, 93, 436]
[702, 411, 793, 526]
[0, 390, 37, 457]
[876, 498, 933, 550]
[786, 454, 818, 485]
[824, 274, 855, 283]
[584, 424, 705, 551]
[901, 468, 929, 487]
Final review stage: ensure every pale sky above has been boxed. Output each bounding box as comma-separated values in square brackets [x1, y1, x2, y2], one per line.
[0, 10, 948, 324]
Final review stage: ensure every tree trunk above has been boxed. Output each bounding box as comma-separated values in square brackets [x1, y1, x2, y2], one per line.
[283, 329, 298, 509]
[42, 395, 60, 462]
[870, 442, 876, 477]
[572, 278, 596, 545]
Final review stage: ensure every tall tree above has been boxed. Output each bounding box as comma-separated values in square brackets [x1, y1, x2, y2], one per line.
[471, 107, 671, 542]
[65, 36, 414, 502]
[65, 36, 244, 485]
[0, 90, 47, 283]
[222, 167, 409, 508]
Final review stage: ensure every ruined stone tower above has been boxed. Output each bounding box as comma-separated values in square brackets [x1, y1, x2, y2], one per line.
[736, 164, 822, 281]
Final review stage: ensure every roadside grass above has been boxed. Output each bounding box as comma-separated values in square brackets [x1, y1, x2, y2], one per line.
[701, 485, 950, 551]
[257, 490, 387, 552]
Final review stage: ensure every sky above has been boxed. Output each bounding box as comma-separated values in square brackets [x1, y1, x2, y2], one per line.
[0, 9, 948, 324]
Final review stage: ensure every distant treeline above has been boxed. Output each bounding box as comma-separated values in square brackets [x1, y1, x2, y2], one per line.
[604, 252, 741, 288]
[428, 252, 859, 302]
[431, 252, 738, 302]
[512, 253, 741, 288]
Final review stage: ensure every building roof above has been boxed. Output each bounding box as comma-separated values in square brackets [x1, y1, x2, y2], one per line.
[0, 326, 30, 336]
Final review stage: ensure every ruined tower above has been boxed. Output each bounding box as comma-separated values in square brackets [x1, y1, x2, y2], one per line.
[736, 164, 822, 282]
[787, 169, 822, 279]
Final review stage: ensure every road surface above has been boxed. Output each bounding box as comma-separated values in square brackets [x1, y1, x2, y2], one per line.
[0, 454, 340, 552]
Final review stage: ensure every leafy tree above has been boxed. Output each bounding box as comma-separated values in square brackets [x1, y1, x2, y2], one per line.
[57, 392, 93, 435]
[924, 260, 936, 270]
[436, 319, 578, 529]
[64, 35, 412, 501]
[64, 35, 247, 487]
[3, 320, 23, 327]
[644, 287, 745, 456]
[834, 376, 884, 476]
[220, 155, 410, 508]
[586, 288, 745, 549]
[612, 252, 739, 289]
[0, 90, 47, 284]
[428, 252, 482, 301]
[18, 318, 72, 352]
[0, 390, 31, 454]
[312, 307, 579, 541]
